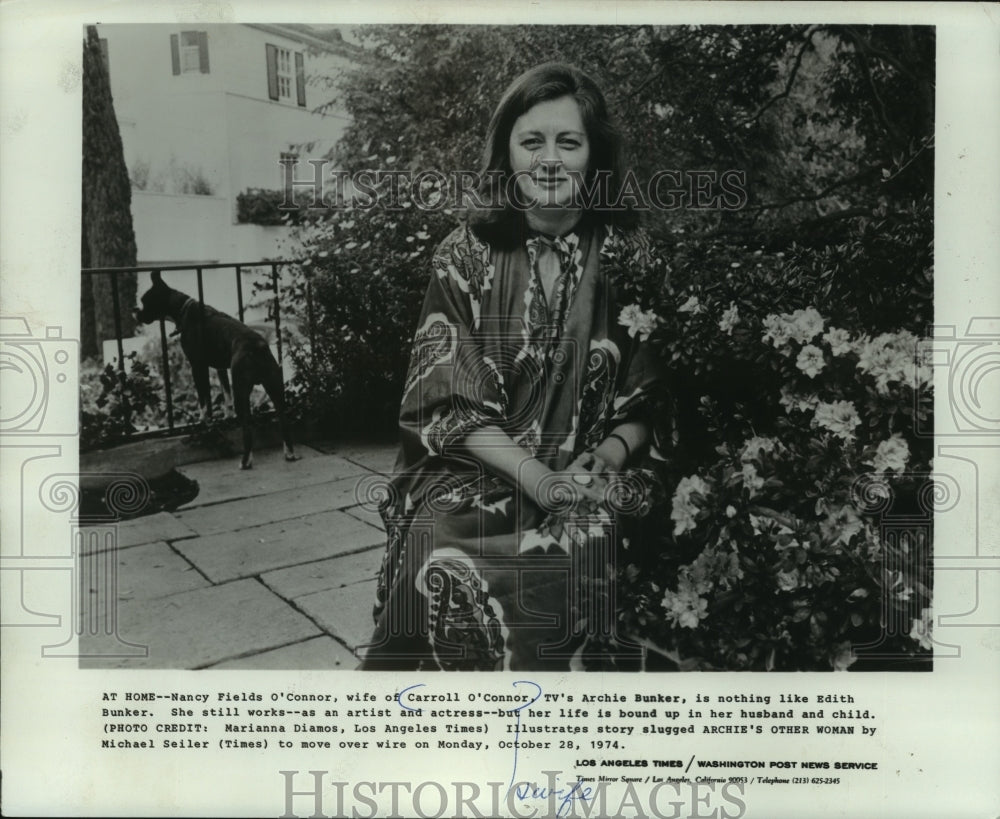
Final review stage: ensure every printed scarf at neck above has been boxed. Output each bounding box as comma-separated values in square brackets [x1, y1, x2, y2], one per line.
[525, 231, 583, 337]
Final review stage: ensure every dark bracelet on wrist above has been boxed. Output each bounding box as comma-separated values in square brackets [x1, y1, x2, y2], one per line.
[607, 432, 631, 463]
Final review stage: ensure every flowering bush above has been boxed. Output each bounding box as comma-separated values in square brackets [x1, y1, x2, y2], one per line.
[275, 162, 459, 438]
[617, 290, 934, 670]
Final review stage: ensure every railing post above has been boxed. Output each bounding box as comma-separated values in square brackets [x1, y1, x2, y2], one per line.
[196, 267, 205, 306]
[271, 263, 283, 367]
[236, 265, 245, 323]
[305, 273, 316, 372]
[157, 280, 174, 431]
[108, 272, 131, 431]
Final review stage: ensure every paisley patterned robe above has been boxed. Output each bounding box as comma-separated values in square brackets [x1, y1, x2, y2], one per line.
[359, 219, 663, 671]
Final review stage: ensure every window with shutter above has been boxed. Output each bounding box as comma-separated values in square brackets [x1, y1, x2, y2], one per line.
[295, 52, 306, 107]
[170, 31, 209, 74]
[180, 31, 201, 72]
[266, 43, 279, 100]
[277, 48, 292, 98]
[170, 34, 180, 75]
[197, 31, 210, 74]
[266, 43, 303, 104]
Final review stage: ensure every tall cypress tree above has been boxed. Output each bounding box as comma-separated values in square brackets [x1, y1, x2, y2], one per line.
[81, 24, 137, 360]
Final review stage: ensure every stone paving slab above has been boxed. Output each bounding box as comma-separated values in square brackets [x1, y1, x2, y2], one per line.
[173, 511, 385, 584]
[109, 513, 198, 550]
[343, 504, 385, 532]
[261, 547, 383, 600]
[80, 579, 322, 669]
[79, 542, 209, 612]
[176, 475, 374, 537]
[177, 446, 367, 509]
[207, 636, 359, 670]
[313, 441, 399, 476]
[295, 580, 377, 650]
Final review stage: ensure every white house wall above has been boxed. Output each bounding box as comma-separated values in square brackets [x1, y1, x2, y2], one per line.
[98, 23, 353, 269]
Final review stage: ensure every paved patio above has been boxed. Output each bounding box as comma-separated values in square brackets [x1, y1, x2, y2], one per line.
[79, 441, 398, 670]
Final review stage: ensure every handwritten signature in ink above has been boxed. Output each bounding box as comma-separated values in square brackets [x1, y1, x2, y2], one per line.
[514, 777, 595, 818]
[506, 681, 593, 817]
[395, 680, 594, 817]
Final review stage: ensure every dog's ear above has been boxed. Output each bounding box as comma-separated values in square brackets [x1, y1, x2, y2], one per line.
[151, 270, 164, 286]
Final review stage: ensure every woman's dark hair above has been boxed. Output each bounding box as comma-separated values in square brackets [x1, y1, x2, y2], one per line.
[467, 62, 638, 245]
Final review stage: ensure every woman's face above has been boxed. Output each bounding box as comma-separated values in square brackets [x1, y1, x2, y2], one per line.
[508, 95, 591, 212]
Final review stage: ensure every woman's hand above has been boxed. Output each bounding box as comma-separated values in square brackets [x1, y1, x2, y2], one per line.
[460, 427, 611, 512]
[568, 449, 616, 479]
[534, 465, 608, 512]
[589, 421, 651, 474]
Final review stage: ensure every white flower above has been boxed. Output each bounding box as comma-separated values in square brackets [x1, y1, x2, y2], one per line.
[741, 462, 764, 495]
[671, 475, 710, 536]
[811, 400, 862, 442]
[741, 436, 776, 460]
[831, 641, 858, 671]
[823, 326, 853, 356]
[619, 303, 642, 326]
[909, 607, 933, 651]
[678, 295, 702, 314]
[788, 307, 825, 343]
[762, 307, 825, 349]
[761, 313, 793, 349]
[618, 304, 660, 341]
[661, 581, 709, 629]
[725, 505, 737, 518]
[718, 302, 739, 335]
[779, 386, 820, 414]
[871, 434, 910, 474]
[776, 569, 800, 591]
[632, 311, 659, 340]
[795, 344, 825, 378]
[820, 504, 864, 547]
[856, 330, 932, 395]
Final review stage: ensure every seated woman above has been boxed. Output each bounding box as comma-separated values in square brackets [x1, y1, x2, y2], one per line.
[360, 62, 664, 671]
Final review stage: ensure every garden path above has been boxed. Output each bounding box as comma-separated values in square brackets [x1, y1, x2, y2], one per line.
[79, 441, 398, 669]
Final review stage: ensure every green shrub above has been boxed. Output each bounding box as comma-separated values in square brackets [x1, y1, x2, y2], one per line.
[277, 169, 457, 438]
[80, 353, 162, 450]
[236, 188, 319, 226]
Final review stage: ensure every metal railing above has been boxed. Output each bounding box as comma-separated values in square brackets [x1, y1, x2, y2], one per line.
[81, 260, 312, 444]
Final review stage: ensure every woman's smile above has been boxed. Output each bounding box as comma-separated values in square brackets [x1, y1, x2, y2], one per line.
[509, 94, 591, 211]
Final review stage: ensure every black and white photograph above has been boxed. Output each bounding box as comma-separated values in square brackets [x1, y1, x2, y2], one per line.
[2, 2, 998, 817]
[77, 20, 936, 673]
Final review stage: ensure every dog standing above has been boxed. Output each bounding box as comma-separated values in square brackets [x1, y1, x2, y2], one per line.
[135, 271, 298, 469]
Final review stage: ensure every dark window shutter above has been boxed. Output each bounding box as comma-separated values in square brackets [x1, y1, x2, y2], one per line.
[198, 31, 209, 73]
[170, 33, 180, 75]
[99, 38, 109, 74]
[265, 43, 279, 101]
[295, 52, 306, 107]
